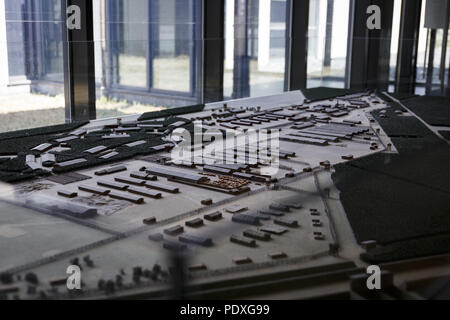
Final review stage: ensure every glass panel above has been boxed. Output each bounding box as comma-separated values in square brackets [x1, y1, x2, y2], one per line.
[307, 0, 350, 89]
[415, 0, 450, 95]
[224, 0, 288, 99]
[0, 0, 65, 132]
[5, 1, 27, 79]
[389, 0, 402, 84]
[224, 0, 234, 98]
[152, 0, 194, 92]
[446, 26, 450, 93]
[415, 0, 428, 92]
[95, 0, 201, 118]
[119, 0, 148, 88]
[41, 0, 64, 80]
[433, 28, 444, 91]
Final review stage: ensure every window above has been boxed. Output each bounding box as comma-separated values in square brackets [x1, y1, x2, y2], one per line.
[4, 0, 27, 80]
[152, 0, 195, 93]
[108, 0, 149, 88]
[307, 0, 350, 89]
[415, 0, 450, 95]
[95, 0, 202, 117]
[2, 0, 449, 134]
[0, 0, 65, 133]
[389, 0, 402, 85]
[224, 0, 288, 99]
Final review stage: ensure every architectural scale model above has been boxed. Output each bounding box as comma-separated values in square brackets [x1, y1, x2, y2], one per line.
[1, 87, 449, 300]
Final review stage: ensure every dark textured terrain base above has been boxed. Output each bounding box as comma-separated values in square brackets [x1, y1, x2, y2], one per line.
[388, 92, 418, 101]
[0, 116, 191, 182]
[0, 122, 88, 182]
[0, 121, 88, 141]
[362, 233, 450, 264]
[332, 99, 450, 263]
[138, 104, 205, 121]
[439, 131, 450, 142]
[52, 137, 166, 174]
[0, 155, 50, 183]
[400, 96, 450, 127]
[301, 87, 361, 102]
[0, 122, 88, 156]
[50, 116, 200, 173]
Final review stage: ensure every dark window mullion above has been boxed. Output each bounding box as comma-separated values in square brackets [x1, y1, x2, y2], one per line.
[203, 0, 225, 103]
[286, 0, 309, 91]
[62, 0, 96, 122]
[395, 0, 422, 94]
